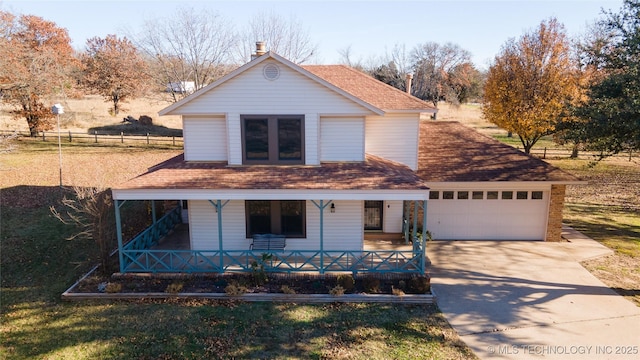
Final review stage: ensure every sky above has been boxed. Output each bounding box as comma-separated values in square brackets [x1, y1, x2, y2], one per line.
[1, 0, 625, 69]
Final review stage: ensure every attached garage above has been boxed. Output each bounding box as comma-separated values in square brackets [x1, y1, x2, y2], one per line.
[426, 188, 549, 240]
[418, 121, 582, 242]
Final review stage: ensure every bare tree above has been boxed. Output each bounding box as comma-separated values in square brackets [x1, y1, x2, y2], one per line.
[237, 11, 318, 64]
[410, 42, 474, 117]
[51, 187, 116, 274]
[134, 7, 237, 102]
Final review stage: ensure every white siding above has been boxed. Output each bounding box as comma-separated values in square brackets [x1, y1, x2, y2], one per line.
[320, 117, 365, 162]
[365, 114, 420, 170]
[302, 200, 363, 251]
[305, 113, 320, 165]
[174, 60, 372, 115]
[383, 200, 404, 233]
[189, 200, 248, 250]
[226, 113, 242, 165]
[183, 116, 227, 161]
[188, 200, 363, 251]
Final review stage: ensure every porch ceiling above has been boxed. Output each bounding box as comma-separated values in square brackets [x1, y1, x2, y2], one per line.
[112, 153, 429, 200]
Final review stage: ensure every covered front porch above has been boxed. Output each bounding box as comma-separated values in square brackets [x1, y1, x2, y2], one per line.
[112, 154, 431, 275]
[115, 199, 429, 275]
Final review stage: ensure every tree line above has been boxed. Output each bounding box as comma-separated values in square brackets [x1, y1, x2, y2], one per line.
[1, 1, 639, 157]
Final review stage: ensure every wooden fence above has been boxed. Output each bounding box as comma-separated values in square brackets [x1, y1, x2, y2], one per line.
[0, 130, 184, 148]
[525, 147, 636, 162]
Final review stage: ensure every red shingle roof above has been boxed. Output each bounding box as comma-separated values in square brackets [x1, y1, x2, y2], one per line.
[417, 121, 580, 182]
[116, 154, 428, 191]
[302, 65, 436, 112]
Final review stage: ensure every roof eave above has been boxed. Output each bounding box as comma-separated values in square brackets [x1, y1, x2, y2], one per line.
[112, 188, 429, 201]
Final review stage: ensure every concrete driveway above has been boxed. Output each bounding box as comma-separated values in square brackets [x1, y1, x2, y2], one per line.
[429, 229, 640, 360]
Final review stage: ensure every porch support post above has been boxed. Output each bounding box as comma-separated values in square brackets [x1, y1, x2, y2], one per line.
[311, 200, 332, 275]
[403, 201, 410, 244]
[421, 200, 428, 275]
[151, 200, 157, 224]
[412, 201, 418, 242]
[209, 200, 229, 273]
[114, 199, 125, 273]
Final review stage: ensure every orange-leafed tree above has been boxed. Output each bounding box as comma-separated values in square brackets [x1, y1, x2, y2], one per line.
[0, 11, 78, 136]
[483, 18, 580, 153]
[82, 35, 150, 116]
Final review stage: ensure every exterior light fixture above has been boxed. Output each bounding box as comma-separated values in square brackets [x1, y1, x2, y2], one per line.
[330, 203, 336, 213]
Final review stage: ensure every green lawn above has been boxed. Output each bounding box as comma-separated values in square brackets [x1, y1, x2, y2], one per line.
[1, 140, 476, 360]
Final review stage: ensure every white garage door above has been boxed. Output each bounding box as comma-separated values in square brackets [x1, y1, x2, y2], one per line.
[426, 190, 549, 240]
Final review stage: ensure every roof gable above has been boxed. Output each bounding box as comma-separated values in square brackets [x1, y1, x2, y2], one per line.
[160, 52, 384, 116]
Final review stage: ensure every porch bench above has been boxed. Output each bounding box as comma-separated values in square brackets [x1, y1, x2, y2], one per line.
[250, 234, 286, 251]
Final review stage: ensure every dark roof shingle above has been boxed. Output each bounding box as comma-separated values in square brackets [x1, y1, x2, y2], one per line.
[303, 65, 436, 111]
[116, 154, 429, 191]
[417, 121, 580, 182]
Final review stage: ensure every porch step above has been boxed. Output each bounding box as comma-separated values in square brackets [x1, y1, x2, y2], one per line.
[364, 232, 405, 242]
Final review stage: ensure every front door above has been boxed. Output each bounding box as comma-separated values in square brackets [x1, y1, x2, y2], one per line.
[364, 201, 383, 231]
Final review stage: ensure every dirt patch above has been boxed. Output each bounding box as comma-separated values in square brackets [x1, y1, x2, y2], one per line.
[582, 254, 640, 306]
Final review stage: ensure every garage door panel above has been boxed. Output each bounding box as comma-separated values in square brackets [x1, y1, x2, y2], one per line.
[427, 191, 548, 240]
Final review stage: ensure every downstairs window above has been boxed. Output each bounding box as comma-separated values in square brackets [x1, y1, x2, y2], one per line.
[245, 200, 306, 238]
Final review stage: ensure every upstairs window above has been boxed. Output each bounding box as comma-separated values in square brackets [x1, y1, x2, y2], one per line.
[242, 115, 304, 164]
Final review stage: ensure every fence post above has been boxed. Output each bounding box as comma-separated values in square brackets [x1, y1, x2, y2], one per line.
[68, 131, 72, 142]
[630, 149, 633, 162]
[147, 133, 150, 145]
[172, 136, 175, 146]
[94, 131, 98, 143]
[121, 132, 124, 144]
[42, 131, 45, 141]
[543, 147, 547, 159]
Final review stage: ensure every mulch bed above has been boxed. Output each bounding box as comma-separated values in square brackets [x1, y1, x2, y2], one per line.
[71, 272, 431, 295]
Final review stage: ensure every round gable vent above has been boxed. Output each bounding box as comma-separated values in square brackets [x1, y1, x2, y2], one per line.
[263, 64, 280, 80]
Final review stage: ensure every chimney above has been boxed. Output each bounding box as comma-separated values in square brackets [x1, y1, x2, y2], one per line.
[405, 73, 413, 94]
[251, 41, 267, 60]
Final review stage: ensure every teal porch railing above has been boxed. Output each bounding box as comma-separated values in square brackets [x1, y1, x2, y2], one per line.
[121, 206, 182, 266]
[121, 248, 426, 274]
[120, 205, 426, 274]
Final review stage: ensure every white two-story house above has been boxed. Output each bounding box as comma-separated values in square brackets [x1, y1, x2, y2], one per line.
[111, 49, 579, 274]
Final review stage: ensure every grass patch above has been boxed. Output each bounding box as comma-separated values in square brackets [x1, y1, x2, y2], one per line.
[491, 134, 559, 150]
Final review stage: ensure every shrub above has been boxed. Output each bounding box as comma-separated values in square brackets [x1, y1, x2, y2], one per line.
[224, 282, 247, 296]
[105, 282, 122, 293]
[329, 285, 345, 296]
[397, 280, 407, 291]
[409, 275, 430, 294]
[281, 285, 296, 294]
[336, 274, 355, 292]
[362, 276, 380, 293]
[392, 286, 405, 296]
[165, 282, 184, 294]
